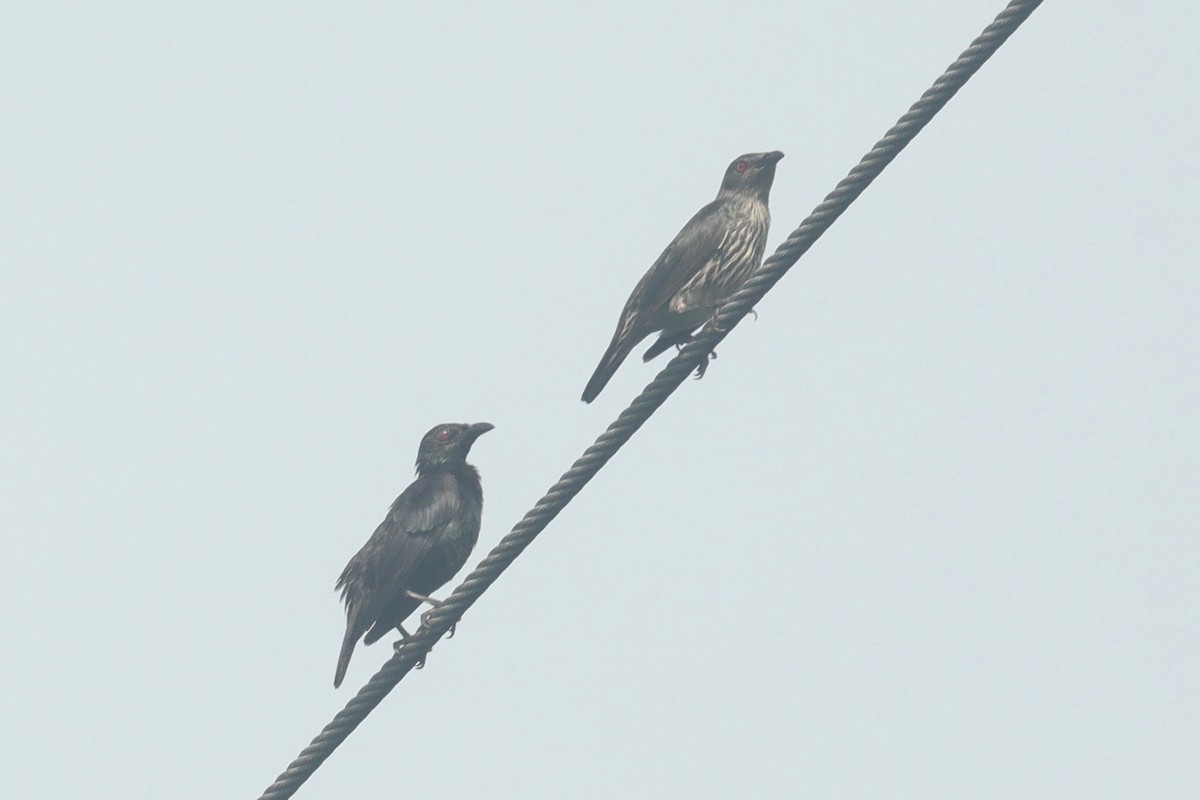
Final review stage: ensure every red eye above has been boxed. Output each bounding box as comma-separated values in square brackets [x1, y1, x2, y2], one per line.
[735, 161, 748, 173]
[436, 428, 450, 442]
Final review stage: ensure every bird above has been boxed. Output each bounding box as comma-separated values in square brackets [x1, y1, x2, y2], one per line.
[333, 421, 493, 688]
[581, 151, 784, 403]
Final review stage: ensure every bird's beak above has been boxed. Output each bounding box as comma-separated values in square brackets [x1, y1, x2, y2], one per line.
[763, 151, 784, 164]
[467, 422, 495, 440]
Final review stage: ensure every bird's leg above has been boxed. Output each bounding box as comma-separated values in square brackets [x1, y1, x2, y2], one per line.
[404, 590, 458, 639]
[393, 618, 417, 652]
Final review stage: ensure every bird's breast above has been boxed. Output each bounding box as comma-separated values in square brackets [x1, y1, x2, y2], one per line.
[670, 203, 769, 314]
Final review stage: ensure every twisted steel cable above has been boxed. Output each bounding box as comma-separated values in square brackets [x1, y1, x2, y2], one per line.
[257, 1, 1043, 796]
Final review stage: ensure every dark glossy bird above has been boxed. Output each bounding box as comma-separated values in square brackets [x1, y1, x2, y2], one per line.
[333, 422, 493, 688]
[581, 151, 784, 403]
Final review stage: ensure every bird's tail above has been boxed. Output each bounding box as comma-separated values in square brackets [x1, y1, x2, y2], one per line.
[333, 611, 362, 689]
[581, 333, 639, 403]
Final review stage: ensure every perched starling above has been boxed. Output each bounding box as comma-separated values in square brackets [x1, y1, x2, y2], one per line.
[581, 151, 784, 403]
[333, 422, 493, 688]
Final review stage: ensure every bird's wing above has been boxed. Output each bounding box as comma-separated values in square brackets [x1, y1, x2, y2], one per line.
[373, 472, 463, 582]
[626, 199, 730, 321]
[332, 473, 464, 686]
[336, 473, 461, 616]
[580, 199, 731, 403]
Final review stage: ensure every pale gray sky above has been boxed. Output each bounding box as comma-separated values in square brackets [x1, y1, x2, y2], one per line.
[2, 2, 1198, 798]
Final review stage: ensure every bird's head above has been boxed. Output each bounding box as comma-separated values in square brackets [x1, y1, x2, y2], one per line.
[415, 422, 494, 472]
[718, 151, 784, 198]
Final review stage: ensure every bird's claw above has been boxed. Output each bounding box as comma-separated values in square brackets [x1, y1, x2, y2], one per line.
[711, 301, 736, 333]
[418, 607, 458, 639]
[711, 304, 757, 333]
[693, 350, 717, 380]
[392, 635, 428, 669]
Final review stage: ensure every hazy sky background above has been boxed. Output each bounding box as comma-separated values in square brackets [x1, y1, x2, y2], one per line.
[3, 2, 1197, 798]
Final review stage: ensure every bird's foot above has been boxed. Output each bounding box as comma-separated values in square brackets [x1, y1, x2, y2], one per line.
[406, 591, 456, 637]
[418, 607, 459, 639]
[392, 628, 428, 669]
[711, 302, 731, 333]
[693, 350, 717, 380]
[710, 304, 757, 332]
